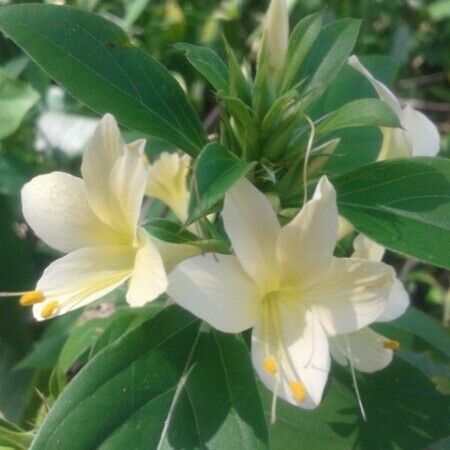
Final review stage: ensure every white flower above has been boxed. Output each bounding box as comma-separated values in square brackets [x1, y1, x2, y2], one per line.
[146, 152, 191, 223]
[263, 0, 289, 77]
[168, 176, 394, 410]
[348, 55, 440, 160]
[20, 114, 167, 320]
[329, 235, 409, 373]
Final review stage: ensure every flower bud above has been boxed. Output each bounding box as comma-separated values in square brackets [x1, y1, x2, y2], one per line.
[264, 0, 289, 76]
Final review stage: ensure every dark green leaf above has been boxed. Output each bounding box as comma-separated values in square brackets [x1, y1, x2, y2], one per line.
[175, 43, 228, 92]
[279, 12, 323, 93]
[188, 143, 254, 224]
[334, 158, 450, 269]
[315, 99, 400, 138]
[31, 307, 268, 450]
[0, 4, 207, 156]
[146, 218, 229, 253]
[299, 19, 361, 96]
[263, 358, 450, 450]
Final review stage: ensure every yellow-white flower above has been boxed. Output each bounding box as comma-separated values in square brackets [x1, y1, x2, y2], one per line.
[348, 55, 440, 160]
[263, 0, 289, 77]
[20, 114, 167, 320]
[329, 235, 409, 372]
[145, 152, 191, 223]
[168, 176, 395, 409]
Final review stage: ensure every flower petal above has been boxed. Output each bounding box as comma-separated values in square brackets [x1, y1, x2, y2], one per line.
[108, 143, 149, 236]
[352, 234, 385, 262]
[329, 328, 394, 373]
[277, 176, 338, 288]
[252, 309, 330, 409]
[21, 172, 125, 253]
[168, 254, 260, 333]
[126, 230, 168, 307]
[402, 104, 441, 157]
[81, 114, 126, 227]
[377, 278, 409, 322]
[223, 178, 281, 290]
[154, 239, 201, 273]
[348, 56, 402, 116]
[146, 152, 191, 223]
[308, 257, 394, 335]
[34, 245, 135, 319]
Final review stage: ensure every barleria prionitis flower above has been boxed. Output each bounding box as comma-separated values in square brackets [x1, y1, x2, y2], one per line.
[168, 176, 395, 417]
[6, 114, 168, 320]
[330, 234, 409, 373]
[348, 55, 441, 160]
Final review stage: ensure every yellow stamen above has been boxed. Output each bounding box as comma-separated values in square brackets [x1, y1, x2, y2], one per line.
[140, 155, 149, 165]
[19, 291, 45, 307]
[383, 340, 400, 350]
[289, 381, 306, 403]
[263, 357, 278, 375]
[41, 301, 59, 319]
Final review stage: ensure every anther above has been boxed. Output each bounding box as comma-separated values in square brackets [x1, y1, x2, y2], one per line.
[263, 357, 278, 375]
[289, 381, 306, 403]
[19, 291, 45, 307]
[41, 301, 59, 319]
[383, 340, 400, 350]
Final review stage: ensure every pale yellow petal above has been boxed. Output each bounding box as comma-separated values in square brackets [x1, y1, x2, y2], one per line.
[277, 176, 338, 288]
[223, 177, 281, 291]
[126, 230, 168, 307]
[81, 114, 126, 227]
[308, 257, 393, 335]
[34, 245, 135, 319]
[108, 144, 149, 236]
[168, 254, 260, 333]
[330, 328, 394, 373]
[21, 172, 126, 253]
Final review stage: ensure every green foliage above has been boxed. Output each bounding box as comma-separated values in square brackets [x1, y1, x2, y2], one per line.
[0, 4, 207, 156]
[334, 158, 450, 270]
[188, 142, 254, 223]
[0, 1, 448, 449]
[30, 307, 268, 450]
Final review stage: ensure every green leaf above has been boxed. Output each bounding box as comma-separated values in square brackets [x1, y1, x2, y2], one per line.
[16, 311, 81, 371]
[0, 154, 31, 196]
[0, 68, 39, 139]
[299, 19, 361, 97]
[30, 307, 268, 449]
[263, 358, 450, 450]
[334, 158, 450, 269]
[315, 99, 400, 138]
[58, 318, 111, 373]
[146, 218, 229, 253]
[188, 142, 254, 224]
[383, 307, 450, 358]
[0, 418, 33, 450]
[279, 12, 323, 93]
[0, 4, 207, 156]
[175, 43, 228, 92]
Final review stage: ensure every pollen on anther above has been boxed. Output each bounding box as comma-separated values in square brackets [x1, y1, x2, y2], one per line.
[41, 301, 59, 319]
[383, 340, 400, 350]
[289, 381, 306, 403]
[263, 357, 278, 375]
[19, 291, 45, 307]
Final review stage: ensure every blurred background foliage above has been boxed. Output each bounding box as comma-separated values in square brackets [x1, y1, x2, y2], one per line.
[0, 0, 449, 427]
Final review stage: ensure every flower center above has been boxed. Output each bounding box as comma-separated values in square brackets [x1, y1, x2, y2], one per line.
[261, 291, 306, 404]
